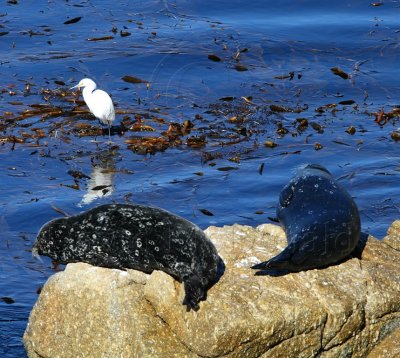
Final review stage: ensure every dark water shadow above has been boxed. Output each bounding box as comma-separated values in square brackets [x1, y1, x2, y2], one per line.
[351, 232, 369, 259]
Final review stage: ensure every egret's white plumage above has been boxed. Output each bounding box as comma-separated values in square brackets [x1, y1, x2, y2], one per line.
[71, 78, 115, 142]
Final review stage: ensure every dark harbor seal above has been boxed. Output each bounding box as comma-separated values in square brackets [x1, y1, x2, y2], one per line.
[33, 204, 224, 311]
[252, 164, 361, 273]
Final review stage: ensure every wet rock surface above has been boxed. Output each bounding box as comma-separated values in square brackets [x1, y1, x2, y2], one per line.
[23, 222, 400, 357]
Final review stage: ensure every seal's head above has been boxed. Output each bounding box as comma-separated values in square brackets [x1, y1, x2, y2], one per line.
[33, 217, 71, 263]
[184, 256, 225, 311]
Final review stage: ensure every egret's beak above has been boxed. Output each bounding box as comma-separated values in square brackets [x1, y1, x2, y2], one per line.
[70, 84, 81, 90]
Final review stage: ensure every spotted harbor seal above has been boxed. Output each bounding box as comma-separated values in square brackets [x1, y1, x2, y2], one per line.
[33, 204, 224, 311]
[252, 164, 361, 273]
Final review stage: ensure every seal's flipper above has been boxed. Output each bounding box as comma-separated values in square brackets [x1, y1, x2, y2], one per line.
[251, 244, 297, 271]
[182, 275, 206, 312]
[251, 261, 269, 270]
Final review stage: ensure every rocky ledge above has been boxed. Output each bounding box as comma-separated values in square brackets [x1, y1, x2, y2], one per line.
[23, 222, 400, 357]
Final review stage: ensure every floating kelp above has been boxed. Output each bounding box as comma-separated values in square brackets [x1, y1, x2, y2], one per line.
[346, 126, 356, 135]
[274, 72, 295, 80]
[217, 166, 238, 171]
[373, 108, 400, 126]
[1, 296, 15, 304]
[310, 122, 324, 133]
[121, 75, 148, 84]
[338, 100, 356, 106]
[331, 67, 350, 79]
[208, 54, 222, 62]
[296, 118, 308, 131]
[2, 73, 399, 162]
[264, 141, 277, 148]
[199, 208, 214, 216]
[187, 136, 207, 148]
[315, 103, 337, 113]
[63, 17, 82, 25]
[87, 36, 114, 41]
[314, 142, 323, 150]
[234, 63, 248, 71]
[125, 136, 169, 154]
[68, 170, 91, 180]
[270, 104, 304, 113]
[390, 131, 400, 141]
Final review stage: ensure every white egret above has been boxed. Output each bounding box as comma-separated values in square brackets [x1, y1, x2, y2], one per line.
[71, 78, 115, 142]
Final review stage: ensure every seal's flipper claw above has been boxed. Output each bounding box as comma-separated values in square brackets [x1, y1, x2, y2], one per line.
[182, 297, 200, 312]
[252, 245, 295, 271]
[254, 269, 269, 276]
[251, 257, 288, 271]
[251, 261, 268, 270]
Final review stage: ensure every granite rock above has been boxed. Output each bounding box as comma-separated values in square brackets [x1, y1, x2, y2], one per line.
[24, 222, 400, 357]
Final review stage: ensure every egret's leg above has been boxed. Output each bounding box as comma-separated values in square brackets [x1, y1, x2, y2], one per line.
[108, 123, 112, 143]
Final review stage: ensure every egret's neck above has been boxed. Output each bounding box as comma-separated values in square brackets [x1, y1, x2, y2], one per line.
[81, 86, 96, 104]
[82, 85, 96, 97]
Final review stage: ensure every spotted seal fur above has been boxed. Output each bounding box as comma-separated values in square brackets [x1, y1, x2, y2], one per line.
[252, 164, 361, 273]
[33, 204, 224, 311]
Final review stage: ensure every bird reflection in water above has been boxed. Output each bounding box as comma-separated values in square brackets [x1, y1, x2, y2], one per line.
[80, 150, 116, 206]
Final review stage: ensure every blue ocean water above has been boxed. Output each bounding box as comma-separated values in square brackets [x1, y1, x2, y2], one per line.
[1, 1, 399, 356]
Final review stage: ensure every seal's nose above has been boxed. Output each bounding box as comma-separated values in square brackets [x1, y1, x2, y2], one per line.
[32, 246, 43, 262]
